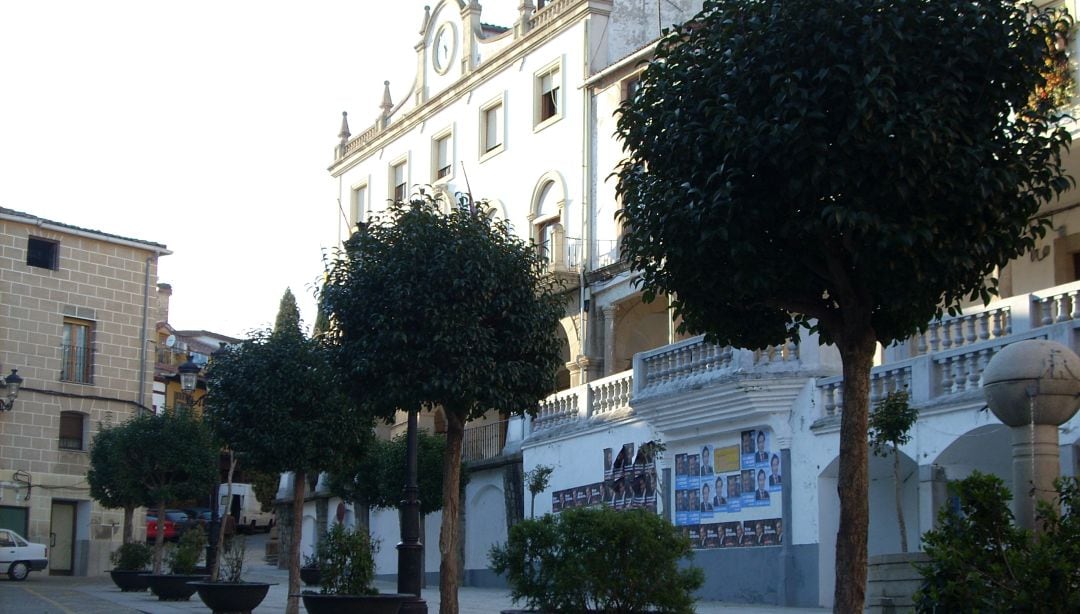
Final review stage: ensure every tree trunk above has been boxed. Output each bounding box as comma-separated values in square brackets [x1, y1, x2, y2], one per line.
[834, 328, 876, 614]
[152, 500, 167, 574]
[213, 452, 238, 581]
[894, 446, 908, 553]
[286, 470, 305, 614]
[123, 505, 134, 545]
[439, 412, 465, 614]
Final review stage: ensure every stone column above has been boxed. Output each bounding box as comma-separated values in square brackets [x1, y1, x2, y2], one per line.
[602, 305, 618, 376]
[983, 339, 1080, 531]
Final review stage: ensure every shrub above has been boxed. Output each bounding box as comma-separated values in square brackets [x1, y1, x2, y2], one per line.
[915, 472, 1080, 613]
[219, 537, 246, 583]
[167, 525, 206, 575]
[490, 507, 703, 613]
[315, 524, 378, 596]
[110, 542, 152, 571]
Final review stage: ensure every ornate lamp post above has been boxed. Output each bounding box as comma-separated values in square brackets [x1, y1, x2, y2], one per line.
[0, 369, 23, 411]
[397, 407, 427, 613]
[178, 354, 221, 573]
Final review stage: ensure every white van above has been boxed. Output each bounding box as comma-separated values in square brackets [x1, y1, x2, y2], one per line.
[218, 483, 275, 534]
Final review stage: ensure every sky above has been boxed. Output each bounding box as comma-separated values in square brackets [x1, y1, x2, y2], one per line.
[0, 1, 517, 338]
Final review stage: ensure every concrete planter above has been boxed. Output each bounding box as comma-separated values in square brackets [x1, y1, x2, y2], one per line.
[145, 573, 209, 601]
[108, 569, 149, 592]
[190, 581, 274, 614]
[866, 552, 930, 613]
[300, 591, 409, 614]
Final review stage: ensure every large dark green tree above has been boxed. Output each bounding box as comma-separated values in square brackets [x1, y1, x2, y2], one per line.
[615, 1, 1072, 610]
[88, 422, 147, 545]
[329, 432, 450, 516]
[321, 195, 565, 614]
[110, 412, 218, 573]
[204, 290, 374, 614]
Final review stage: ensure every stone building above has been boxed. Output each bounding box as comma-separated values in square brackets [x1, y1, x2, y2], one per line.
[0, 207, 168, 576]
[315, 0, 1080, 608]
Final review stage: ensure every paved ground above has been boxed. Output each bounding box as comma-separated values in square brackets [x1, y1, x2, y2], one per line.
[0, 533, 828, 613]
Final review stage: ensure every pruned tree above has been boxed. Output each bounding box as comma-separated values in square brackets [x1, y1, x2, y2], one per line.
[615, 1, 1072, 610]
[203, 289, 374, 614]
[329, 431, 450, 516]
[114, 412, 218, 574]
[869, 391, 919, 553]
[525, 465, 554, 519]
[88, 421, 149, 545]
[321, 195, 565, 614]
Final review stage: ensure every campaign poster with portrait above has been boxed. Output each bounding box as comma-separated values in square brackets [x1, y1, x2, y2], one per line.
[673, 428, 783, 549]
[553, 440, 659, 516]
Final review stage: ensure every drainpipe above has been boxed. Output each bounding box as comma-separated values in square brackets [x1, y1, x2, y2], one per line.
[580, 16, 594, 384]
[137, 255, 153, 413]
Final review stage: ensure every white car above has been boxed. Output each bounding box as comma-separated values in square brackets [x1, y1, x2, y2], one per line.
[0, 528, 48, 581]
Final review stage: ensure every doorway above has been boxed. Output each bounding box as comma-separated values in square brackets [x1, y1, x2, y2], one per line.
[49, 501, 77, 575]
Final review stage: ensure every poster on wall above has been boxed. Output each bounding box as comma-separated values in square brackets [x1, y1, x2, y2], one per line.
[551, 440, 660, 514]
[674, 427, 783, 549]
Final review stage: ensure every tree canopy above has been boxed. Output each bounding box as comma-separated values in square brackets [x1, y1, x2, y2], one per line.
[329, 431, 451, 516]
[88, 420, 151, 544]
[615, 0, 1072, 610]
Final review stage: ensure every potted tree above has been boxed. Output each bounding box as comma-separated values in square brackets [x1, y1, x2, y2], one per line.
[107, 542, 152, 592]
[300, 524, 407, 614]
[300, 552, 323, 587]
[189, 537, 275, 614]
[145, 525, 209, 601]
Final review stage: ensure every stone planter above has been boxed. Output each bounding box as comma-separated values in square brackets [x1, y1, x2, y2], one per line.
[300, 591, 409, 614]
[145, 573, 209, 601]
[108, 569, 149, 592]
[190, 581, 274, 614]
[300, 565, 321, 586]
[866, 552, 930, 614]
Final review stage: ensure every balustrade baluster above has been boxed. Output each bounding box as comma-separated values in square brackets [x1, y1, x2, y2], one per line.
[938, 358, 953, 394]
[965, 316, 976, 344]
[977, 312, 989, 341]
[1041, 298, 1054, 326]
[929, 322, 940, 352]
[787, 339, 798, 361]
[1056, 295, 1069, 323]
[824, 385, 836, 417]
[1071, 291, 1080, 321]
[965, 353, 979, 391]
[940, 321, 953, 349]
[951, 356, 965, 394]
[991, 310, 1002, 338]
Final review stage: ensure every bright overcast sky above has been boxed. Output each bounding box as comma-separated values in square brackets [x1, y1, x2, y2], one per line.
[0, 1, 516, 338]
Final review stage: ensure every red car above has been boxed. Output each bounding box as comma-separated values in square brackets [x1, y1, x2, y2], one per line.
[146, 515, 178, 541]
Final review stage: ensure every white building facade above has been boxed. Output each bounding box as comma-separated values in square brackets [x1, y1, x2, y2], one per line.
[321, 0, 1080, 607]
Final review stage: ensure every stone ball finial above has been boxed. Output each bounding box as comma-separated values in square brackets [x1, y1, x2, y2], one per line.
[983, 339, 1080, 427]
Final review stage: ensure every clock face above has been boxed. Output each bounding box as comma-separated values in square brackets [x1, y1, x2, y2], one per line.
[433, 23, 454, 74]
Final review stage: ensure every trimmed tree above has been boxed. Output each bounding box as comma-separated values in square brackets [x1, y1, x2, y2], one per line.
[321, 195, 565, 614]
[329, 431, 450, 516]
[204, 290, 374, 614]
[114, 412, 218, 574]
[869, 391, 919, 553]
[614, 1, 1072, 610]
[88, 421, 148, 545]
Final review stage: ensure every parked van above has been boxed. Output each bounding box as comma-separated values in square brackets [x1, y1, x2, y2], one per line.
[218, 483, 275, 534]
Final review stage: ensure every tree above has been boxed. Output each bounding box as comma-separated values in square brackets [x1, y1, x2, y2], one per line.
[204, 290, 374, 614]
[614, 1, 1072, 610]
[113, 412, 218, 573]
[524, 464, 554, 519]
[321, 195, 565, 614]
[329, 431, 451, 516]
[868, 391, 918, 553]
[87, 422, 147, 545]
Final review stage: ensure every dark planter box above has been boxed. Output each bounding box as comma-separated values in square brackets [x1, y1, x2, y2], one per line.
[145, 573, 209, 601]
[190, 581, 274, 614]
[300, 591, 409, 614]
[300, 566, 321, 586]
[108, 569, 149, 592]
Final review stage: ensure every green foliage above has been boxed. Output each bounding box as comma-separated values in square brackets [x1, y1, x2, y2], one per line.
[868, 391, 919, 457]
[315, 524, 378, 596]
[321, 194, 565, 423]
[615, 0, 1072, 350]
[88, 423, 149, 511]
[489, 507, 703, 613]
[110, 542, 152, 571]
[525, 465, 554, 498]
[167, 525, 207, 575]
[246, 467, 281, 513]
[915, 472, 1080, 612]
[204, 316, 375, 477]
[328, 431, 450, 516]
[219, 536, 247, 583]
[274, 288, 301, 334]
[113, 412, 218, 509]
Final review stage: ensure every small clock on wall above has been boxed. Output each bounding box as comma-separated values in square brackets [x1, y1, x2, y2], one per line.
[433, 22, 456, 75]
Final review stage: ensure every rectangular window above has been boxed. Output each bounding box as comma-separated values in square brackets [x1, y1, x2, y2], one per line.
[351, 183, 368, 227]
[27, 237, 58, 270]
[433, 133, 452, 180]
[481, 101, 503, 155]
[59, 411, 85, 450]
[61, 317, 93, 384]
[623, 76, 641, 102]
[390, 161, 408, 202]
[538, 66, 560, 123]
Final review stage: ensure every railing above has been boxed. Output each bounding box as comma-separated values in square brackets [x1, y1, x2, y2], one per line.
[463, 420, 507, 462]
[817, 281, 1080, 419]
[60, 344, 93, 384]
[528, 0, 580, 30]
[532, 371, 634, 433]
[341, 122, 382, 158]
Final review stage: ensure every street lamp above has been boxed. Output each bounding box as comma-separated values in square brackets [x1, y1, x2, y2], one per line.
[177, 354, 222, 575]
[0, 369, 23, 411]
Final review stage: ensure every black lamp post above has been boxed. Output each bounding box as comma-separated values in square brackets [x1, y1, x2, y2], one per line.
[397, 407, 427, 614]
[0, 369, 23, 411]
[177, 354, 220, 575]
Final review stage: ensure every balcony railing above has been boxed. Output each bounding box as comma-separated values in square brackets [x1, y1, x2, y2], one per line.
[818, 280, 1080, 420]
[463, 420, 508, 462]
[533, 371, 633, 433]
[60, 344, 93, 384]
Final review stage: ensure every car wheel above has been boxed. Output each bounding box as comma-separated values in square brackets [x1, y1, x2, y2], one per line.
[8, 561, 30, 581]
